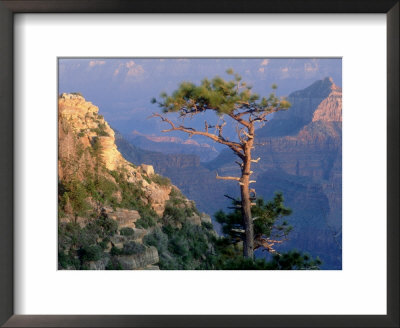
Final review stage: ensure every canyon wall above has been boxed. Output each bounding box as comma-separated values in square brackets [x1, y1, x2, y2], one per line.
[58, 93, 213, 270]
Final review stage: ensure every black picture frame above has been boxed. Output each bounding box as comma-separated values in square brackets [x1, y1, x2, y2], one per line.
[0, 1, 398, 327]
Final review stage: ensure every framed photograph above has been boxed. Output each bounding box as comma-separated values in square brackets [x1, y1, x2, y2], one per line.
[1, 1, 398, 327]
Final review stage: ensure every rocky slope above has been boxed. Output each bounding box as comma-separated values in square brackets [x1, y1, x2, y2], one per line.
[58, 93, 213, 270]
[58, 93, 175, 217]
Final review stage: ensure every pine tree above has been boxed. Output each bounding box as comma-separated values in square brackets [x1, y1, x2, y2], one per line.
[214, 194, 323, 270]
[151, 69, 290, 259]
[215, 193, 293, 254]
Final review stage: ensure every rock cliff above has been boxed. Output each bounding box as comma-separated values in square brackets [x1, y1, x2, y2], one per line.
[59, 93, 173, 217]
[58, 93, 214, 270]
[312, 79, 342, 122]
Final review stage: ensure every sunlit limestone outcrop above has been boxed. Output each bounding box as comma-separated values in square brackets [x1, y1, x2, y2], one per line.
[59, 93, 128, 171]
[58, 93, 173, 218]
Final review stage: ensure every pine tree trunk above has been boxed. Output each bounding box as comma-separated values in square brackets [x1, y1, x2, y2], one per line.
[241, 176, 254, 259]
[241, 132, 254, 259]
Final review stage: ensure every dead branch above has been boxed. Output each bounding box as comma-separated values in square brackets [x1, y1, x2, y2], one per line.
[242, 130, 253, 139]
[216, 173, 241, 181]
[229, 113, 251, 128]
[235, 160, 244, 168]
[216, 121, 227, 139]
[254, 236, 286, 254]
[236, 125, 246, 144]
[152, 113, 243, 153]
[224, 194, 240, 203]
[231, 228, 245, 234]
[224, 194, 237, 201]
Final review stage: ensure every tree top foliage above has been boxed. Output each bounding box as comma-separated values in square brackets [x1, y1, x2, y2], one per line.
[151, 69, 290, 117]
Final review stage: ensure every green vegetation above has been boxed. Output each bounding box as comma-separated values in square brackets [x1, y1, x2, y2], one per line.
[58, 211, 117, 269]
[122, 241, 146, 255]
[212, 251, 321, 270]
[151, 174, 171, 186]
[119, 227, 134, 236]
[144, 223, 216, 270]
[142, 174, 151, 185]
[151, 69, 290, 115]
[110, 241, 145, 256]
[169, 187, 183, 199]
[135, 215, 156, 229]
[139, 185, 217, 269]
[58, 174, 120, 220]
[142, 193, 322, 270]
[78, 245, 103, 262]
[108, 170, 159, 227]
[89, 136, 103, 157]
[266, 251, 322, 270]
[105, 258, 123, 270]
[142, 192, 321, 270]
[58, 179, 91, 220]
[162, 188, 198, 224]
[215, 193, 293, 253]
[210, 194, 322, 270]
[201, 221, 213, 230]
[90, 123, 109, 137]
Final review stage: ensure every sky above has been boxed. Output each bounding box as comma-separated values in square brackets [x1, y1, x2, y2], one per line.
[58, 58, 342, 138]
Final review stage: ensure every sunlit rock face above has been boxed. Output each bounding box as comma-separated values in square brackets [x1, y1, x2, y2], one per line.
[58, 94, 215, 270]
[312, 79, 342, 123]
[58, 93, 176, 217]
[59, 93, 128, 171]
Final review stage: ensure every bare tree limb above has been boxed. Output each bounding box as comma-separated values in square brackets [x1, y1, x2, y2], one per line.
[235, 160, 244, 168]
[229, 113, 251, 128]
[216, 173, 241, 181]
[254, 236, 287, 254]
[242, 130, 253, 139]
[152, 113, 243, 153]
